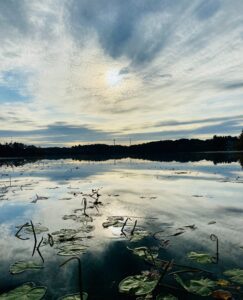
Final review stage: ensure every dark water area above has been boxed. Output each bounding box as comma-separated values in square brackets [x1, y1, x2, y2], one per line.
[1, 153, 243, 299]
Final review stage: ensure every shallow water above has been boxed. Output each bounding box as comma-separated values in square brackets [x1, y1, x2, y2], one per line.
[0, 157, 243, 299]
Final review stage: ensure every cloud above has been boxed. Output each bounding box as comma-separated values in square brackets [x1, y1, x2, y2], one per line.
[0, 122, 114, 146]
[0, 114, 242, 146]
[120, 115, 243, 142]
[68, 0, 172, 65]
[221, 82, 243, 90]
[155, 115, 243, 128]
[194, 0, 221, 20]
[0, 0, 243, 145]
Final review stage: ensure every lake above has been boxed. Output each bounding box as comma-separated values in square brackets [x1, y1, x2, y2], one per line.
[0, 155, 243, 299]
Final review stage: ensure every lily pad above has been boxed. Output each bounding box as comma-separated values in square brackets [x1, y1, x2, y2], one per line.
[102, 216, 124, 228]
[216, 279, 230, 287]
[174, 275, 216, 296]
[119, 272, 159, 296]
[24, 224, 49, 235]
[63, 215, 78, 221]
[130, 230, 149, 242]
[128, 246, 158, 261]
[0, 282, 46, 299]
[58, 292, 88, 300]
[63, 215, 93, 223]
[212, 290, 232, 300]
[50, 227, 93, 244]
[52, 229, 78, 236]
[56, 243, 88, 256]
[187, 252, 212, 264]
[16, 223, 49, 235]
[102, 220, 118, 228]
[223, 269, 243, 285]
[78, 225, 95, 233]
[10, 261, 44, 275]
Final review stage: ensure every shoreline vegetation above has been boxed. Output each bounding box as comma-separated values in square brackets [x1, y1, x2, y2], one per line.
[0, 131, 243, 160]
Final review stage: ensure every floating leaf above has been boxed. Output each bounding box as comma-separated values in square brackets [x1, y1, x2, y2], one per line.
[50, 226, 94, 244]
[25, 224, 49, 235]
[156, 293, 178, 300]
[153, 228, 185, 239]
[102, 220, 118, 228]
[0, 282, 46, 299]
[63, 215, 78, 221]
[16, 223, 49, 235]
[58, 292, 88, 300]
[130, 230, 149, 242]
[187, 252, 212, 264]
[76, 216, 93, 223]
[212, 290, 232, 300]
[184, 224, 197, 230]
[63, 215, 93, 223]
[56, 243, 88, 256]
[102, 216, 124, 228]
[10, 261, 44, 275]
[119, 272, 159, 296]
[224, 269, 243, 285]
[170, 231, 185, 237]
[216, 279, 230, 287]
[174, 275, 216, 296]
[52, 229, 78, 236]
[128, 246, 158, 261]
[78, 225, 95, 233]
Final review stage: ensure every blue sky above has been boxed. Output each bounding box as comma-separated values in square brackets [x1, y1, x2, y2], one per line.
[0, 0, 243, 146]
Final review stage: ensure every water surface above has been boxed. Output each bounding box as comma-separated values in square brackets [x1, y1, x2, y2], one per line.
[0, 156, 243, 299]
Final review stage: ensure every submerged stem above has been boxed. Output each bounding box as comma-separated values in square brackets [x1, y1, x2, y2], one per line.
[210, 233, 219, 264]
[30, 220, 37, 256]
[60, 256, 83, 300]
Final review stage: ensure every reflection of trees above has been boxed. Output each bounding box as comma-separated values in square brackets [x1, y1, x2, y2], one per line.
[0, 133, 243, 168]
[0, 152, 243, 168]
[239, 154, 243, 168]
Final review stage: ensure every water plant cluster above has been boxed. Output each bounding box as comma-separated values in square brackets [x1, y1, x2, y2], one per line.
[1, 185, 243, 300]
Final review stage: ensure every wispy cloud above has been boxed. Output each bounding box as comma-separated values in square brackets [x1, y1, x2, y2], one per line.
[0, 0, 243, 145]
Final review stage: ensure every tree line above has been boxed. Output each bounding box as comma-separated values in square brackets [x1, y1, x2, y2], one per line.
[0, 131, 243, 158]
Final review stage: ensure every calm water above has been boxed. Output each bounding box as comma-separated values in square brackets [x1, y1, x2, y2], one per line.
[0, 157, 243, 299]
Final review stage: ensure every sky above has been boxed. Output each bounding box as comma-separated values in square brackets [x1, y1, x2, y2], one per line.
[0, 0, 243, 146]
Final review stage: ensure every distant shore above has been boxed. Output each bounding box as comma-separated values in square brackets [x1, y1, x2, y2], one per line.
[1, 134, 242, 158]
[1, 144, 243, 168]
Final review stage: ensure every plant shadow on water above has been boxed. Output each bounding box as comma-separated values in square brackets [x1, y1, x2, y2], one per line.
[0, 154, 243, 299]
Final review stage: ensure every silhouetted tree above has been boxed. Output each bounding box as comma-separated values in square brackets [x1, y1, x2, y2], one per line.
[237, 130, 243, 150]
[0, 132, 241, 158]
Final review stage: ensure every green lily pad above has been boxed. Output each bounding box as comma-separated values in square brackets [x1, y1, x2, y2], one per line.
[223, 269, 243, 285]
[119, 272, 159, 296]
[24, 224, 49, 235]
[103, 216, 124, 228]
[156, 293, 178, 300]
[63, 215, 93, 223]
[63, 215, 78, 221]
[128, 247, 158, 261]
[58, 292, 88, 300]
[187, 252, 212, 264]
[56, 243, 88, 256]
[0, 282, 46, 299]
[52, 229, 78, 236]
[103, 220, 118, 228]
[10, 261, 44, 275]
[174, 275, 216, 296]
[16, 223, 49, 235]
[130, 230, 149, 242]
[78, 225, 95, 233]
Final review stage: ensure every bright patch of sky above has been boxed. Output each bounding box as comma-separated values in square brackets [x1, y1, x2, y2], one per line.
[0, 0, 243, 146]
